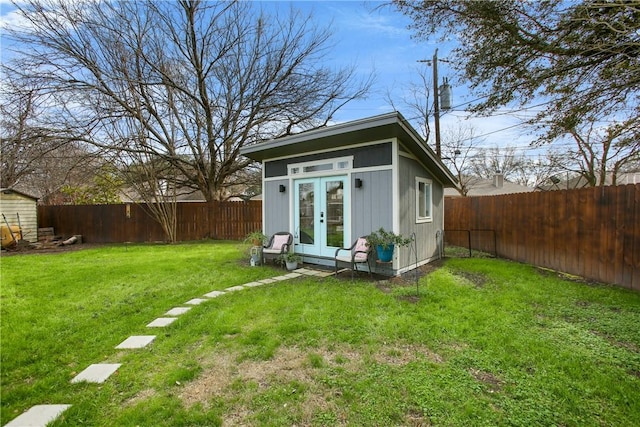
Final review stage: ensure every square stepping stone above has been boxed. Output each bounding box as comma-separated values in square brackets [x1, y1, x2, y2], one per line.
[146, 317, 177, 327]
[315, 271, 335, 277]
[243, 281, 265, 288]
[306, 270, 324, 276]
[115, 335, 156, 349]
[71, 363, 121, 384]
[203, 290, 225, 298]
[284, 272, 302, 279]
[225, 285, 245, 292]
[165, 307, 191, 316]
[5, 404, 72, 427]
[271, 276, 289, 281]
[257, 278, 276, 284]
[185, 298, 207, 305]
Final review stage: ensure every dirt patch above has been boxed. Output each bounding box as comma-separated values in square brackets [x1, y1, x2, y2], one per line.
[1, 242, 106, 257]
[178, 343, 442, 424]
[405, 408, 431, 426]
[591, 330, 640, 353]
[469, 368, 503, 393]
[628, 370, 640, 379]
[454, 270, 488, 288]
[373, 344, 444, 366]
[124, 388, 158, 407]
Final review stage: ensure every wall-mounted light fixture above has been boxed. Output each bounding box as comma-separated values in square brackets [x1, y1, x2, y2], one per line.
[354, 178, 363, 188]
[279, 184, 286, 193]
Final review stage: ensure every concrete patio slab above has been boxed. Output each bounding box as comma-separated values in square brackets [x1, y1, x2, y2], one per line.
[5, 404, 72, 427]
[115, 335, 156, 349]
[225, 285, 245, 292]
[147, 317, 177, 327]
[165, 307, 192, 316]
[203, 290, 226, 298]
[71, 364, 121, 384]
[185, 298, 207, 305]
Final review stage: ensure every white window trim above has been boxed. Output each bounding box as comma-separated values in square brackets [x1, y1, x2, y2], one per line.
[288, 156, 353, 177]
[416, 177, 433, 223]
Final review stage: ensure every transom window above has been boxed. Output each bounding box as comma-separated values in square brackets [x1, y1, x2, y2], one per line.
[416, 177, 433, 222]
[288, 157, 353, 176]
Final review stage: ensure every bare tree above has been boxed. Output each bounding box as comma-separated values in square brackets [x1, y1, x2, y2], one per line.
[0, 69, 113, 202]
[440, 123, 483, 196]
[7, 0, 371, 201]
[385, 65, 433, 141]
[563, 119, 640, 186]
[394, 0, 640, 186]
[0, 74, 71, 189]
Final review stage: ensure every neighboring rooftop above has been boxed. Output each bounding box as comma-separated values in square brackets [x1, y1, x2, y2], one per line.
[445, 173, 534, 197]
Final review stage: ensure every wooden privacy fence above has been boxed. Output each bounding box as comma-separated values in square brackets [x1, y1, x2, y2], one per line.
[38, 201, 262, 243]
[444, 184, 640, 290]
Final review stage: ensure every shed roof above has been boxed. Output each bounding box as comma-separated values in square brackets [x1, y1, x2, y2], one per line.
[0, 188, 39, 200]
[240, 112, 459, 188]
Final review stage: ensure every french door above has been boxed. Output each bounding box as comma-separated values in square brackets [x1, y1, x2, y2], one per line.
[294, 176, 349, 257]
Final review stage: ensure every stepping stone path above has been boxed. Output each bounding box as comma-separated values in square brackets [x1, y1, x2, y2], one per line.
[6, 267, 331, 426]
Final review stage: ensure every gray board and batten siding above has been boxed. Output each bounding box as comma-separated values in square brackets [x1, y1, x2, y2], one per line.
[262, 142, 394, 238]
[397, 153, 445, 271]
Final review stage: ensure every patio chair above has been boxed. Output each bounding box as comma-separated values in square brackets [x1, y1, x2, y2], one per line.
[334, 236, 372, 279]
[262, 232, 293, 266]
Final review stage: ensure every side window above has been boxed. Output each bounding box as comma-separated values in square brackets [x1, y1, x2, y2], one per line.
[416, 177, 432, 222]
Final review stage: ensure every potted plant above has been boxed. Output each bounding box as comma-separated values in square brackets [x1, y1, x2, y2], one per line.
[244, 230, 268, 247]
[367, 227, 413, 263]
[278, 252, 302, 270]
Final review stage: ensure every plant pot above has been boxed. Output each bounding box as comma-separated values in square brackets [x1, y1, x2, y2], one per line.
[376, 244, 394, 263]
[285, 261, 298, 270]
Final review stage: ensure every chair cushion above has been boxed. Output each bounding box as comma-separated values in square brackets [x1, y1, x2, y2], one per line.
[271, 234, 289, 251]
[336, 255, 355, 263]
[353, 252, 368, 261]
[353, 238, 369, 261]
[354, 238, 368, 252]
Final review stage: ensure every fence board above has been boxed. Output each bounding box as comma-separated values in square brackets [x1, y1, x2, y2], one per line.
[38, 201, 262, 244]
[444, 184, 640, 290]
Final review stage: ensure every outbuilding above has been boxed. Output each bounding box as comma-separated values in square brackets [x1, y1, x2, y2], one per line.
[240, 112, 459, 275]
[0, 188, 39, 245]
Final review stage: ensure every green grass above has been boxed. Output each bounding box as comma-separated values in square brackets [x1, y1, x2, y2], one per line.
[2, 242, 639, 426]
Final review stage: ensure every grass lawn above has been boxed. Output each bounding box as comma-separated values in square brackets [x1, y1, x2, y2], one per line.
[1, 241, 639, 426]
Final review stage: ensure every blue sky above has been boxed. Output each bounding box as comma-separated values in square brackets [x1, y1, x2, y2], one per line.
[0, 0, 541, 153]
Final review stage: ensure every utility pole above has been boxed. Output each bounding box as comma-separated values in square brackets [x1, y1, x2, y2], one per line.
[432, 49, 442, 158]
[418, 49, 452, 159]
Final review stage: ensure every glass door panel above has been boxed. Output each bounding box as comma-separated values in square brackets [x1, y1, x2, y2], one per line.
[297, 181, 317, 246]
[324, 179, 344, 249]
